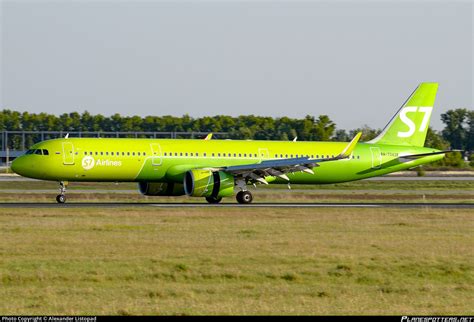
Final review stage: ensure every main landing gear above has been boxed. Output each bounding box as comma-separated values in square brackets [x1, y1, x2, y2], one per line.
[204, 191, 253, 204]
[205, 196, 222, 204]
[234, 178, 253, 204]
[236, 190, 253, 204]
[56, 181, 68, 204]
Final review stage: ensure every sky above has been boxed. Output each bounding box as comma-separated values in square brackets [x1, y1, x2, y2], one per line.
[1, 0, 472, 131]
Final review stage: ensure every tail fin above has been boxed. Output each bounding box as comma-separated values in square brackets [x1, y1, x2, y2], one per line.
[368, 82, 438, 147]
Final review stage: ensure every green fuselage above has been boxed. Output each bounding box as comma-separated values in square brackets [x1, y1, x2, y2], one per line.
[11, 138, 444, 184]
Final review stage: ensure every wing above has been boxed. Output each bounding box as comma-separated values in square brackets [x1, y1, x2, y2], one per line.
[221, 132, 362, 184]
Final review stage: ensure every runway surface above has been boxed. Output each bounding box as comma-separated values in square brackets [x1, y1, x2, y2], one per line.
[0, 202, 472, 209]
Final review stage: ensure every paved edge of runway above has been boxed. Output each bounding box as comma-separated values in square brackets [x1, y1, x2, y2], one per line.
[0, 202, 472, 209]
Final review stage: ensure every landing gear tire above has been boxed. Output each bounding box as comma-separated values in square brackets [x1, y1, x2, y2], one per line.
[206, 196, 222, 204]
[236, 191, 253, 204]
[57, 181, 68, 204]
[56, 194, 66, 204]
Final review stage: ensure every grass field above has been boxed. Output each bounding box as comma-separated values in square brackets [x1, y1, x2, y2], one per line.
[0, 207, 472, 315]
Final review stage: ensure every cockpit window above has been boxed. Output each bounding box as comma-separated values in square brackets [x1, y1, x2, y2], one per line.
[25, 149, 49, 155]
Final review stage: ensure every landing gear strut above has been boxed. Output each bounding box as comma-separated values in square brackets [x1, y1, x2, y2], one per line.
[236, 190, 253, 204]
[56, 181, 67, 204]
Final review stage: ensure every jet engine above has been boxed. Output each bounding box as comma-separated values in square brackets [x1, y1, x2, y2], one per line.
[138, 182, 185, 196]
[184, 170, 234, 198]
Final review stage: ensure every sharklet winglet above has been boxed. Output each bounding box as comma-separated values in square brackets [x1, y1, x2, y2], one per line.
[337, 132, 362, 159]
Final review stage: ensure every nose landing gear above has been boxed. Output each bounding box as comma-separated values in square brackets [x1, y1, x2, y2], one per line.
[56, 181, 68, 204]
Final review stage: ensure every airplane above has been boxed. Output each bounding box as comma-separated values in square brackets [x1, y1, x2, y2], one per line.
[11, 82, 452, 204]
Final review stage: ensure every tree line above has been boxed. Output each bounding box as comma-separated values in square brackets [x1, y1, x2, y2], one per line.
[1, 108, 472, 157]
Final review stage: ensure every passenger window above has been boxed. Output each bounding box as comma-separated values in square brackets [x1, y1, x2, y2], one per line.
[196, 153, 199, 156]
[138, 152, 140, 156]
[100, 152, 103, 156]
[203, 153, 206, 157]
[212, 153, 215, 157]
[238, 153, 242, 157]
[180, 153, 183, 156]
[143, 152, 146, 156]
[127, 152, 130, 156]
[132, 152, 135, 156]
[185, 153, 188, 156]
[217, 153, 220, 157]
[233, 153, 236, 157]
[106, 152, 109, 156]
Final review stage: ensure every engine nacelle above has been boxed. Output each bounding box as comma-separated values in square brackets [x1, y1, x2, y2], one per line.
[184, 170, 234, 198]
[138, 182, 185, 196]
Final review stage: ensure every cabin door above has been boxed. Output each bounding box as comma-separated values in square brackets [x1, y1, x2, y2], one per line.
[150, 143, 162, 166]
[62, 142, 75, 165]
[370, 147, 382, 169]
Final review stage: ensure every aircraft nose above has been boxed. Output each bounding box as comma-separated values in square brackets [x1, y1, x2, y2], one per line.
[11, 156, 25, 176]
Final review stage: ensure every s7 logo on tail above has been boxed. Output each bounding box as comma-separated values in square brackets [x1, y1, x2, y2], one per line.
[397, 106, 432, 138]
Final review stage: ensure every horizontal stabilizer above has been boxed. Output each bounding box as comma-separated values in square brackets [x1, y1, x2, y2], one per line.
[400, 150, 462, 160]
